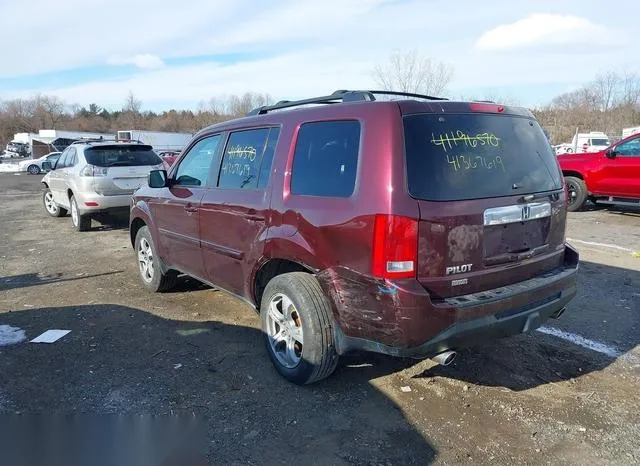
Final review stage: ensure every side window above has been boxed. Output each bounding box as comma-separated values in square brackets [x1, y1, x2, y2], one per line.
[56, 148, 71, 168]
[218, 128, 270, 190]
[257, 128, 280, 189]
[66, 148, 78, 167]
[174, 135, 221, 187]
[615, 137, 640, 157]
[291, 121, 360, 197]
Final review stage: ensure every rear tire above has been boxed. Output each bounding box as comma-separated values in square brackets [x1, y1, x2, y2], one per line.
[260, 272, 338, 385]
[135, 226, 177, 292]
[70, 195, 91, 231]
[565, 176, 587, 212]
[42, 188, 67, 217]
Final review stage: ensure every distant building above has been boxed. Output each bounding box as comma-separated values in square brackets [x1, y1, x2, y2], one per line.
[10, 130, 112, 158]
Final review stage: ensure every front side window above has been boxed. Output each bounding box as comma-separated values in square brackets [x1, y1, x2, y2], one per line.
[174, 135, 222, 187]
[615, 137, 640, 157]
[218, 128, 271, 190]
[290, 121, 360, 197]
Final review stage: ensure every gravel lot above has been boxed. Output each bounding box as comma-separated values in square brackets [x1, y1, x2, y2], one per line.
[1, 173, 638, 465]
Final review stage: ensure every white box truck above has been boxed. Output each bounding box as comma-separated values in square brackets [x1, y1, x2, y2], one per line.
[622, 126, 640, 138]
[116, 130, 193, 152]
[570, 131, 611, 153]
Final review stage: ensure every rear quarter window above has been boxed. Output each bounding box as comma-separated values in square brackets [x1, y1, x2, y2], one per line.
[403, 113, 562, 201]
[291, 120, 360, 197]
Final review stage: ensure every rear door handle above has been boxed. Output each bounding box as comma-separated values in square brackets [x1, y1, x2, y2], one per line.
[246, 208, 264, 221]
[184, 203, 198, 213]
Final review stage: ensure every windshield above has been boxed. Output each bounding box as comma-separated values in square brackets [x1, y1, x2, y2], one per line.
[84, 145, 161, 167]
[590, 138, 610, 146]
[403, 113, 562, 201]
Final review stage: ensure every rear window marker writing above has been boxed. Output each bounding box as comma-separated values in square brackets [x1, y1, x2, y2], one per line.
[431, 131, 501, 152]
[447, 154, 506, 172]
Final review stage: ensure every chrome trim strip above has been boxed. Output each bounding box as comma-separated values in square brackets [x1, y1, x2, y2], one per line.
[483, 202, 551, 226]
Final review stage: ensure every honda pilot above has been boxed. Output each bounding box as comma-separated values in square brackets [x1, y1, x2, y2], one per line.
[129, 90, 579, 385]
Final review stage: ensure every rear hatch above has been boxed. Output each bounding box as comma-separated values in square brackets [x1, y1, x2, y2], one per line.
[403, 107, 567, 299]
[84, 145, 163, 195]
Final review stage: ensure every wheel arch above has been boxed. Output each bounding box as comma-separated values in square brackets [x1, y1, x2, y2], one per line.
[130, 217, 147, 248]
[253, 258, 315, 310]
[562, 170, 584, 180]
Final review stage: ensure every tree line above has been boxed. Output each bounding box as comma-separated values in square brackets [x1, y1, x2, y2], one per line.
[1, 51, 639, 148]
[0, 91, 274, 147]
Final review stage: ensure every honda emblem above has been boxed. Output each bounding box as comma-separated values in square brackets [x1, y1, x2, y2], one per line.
[522, 205, 531, 220]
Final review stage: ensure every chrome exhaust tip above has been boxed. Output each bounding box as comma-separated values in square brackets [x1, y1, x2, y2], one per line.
[432, 350, 457, 366]
[550, 307, 566, 319]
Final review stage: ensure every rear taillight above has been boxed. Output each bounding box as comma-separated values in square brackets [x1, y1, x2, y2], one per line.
[80, 164, 108, 177]
[372, 214, 418, 279]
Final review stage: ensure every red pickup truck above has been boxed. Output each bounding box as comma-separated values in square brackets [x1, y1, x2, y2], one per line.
[558, 132, 640, 211]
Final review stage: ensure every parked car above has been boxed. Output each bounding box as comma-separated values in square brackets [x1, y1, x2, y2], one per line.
[558, 132, 640, 211]
[41, 140, 164, 231]
[157, 150, 181, 167]
[130, 90, 579, 385]
[18, 152, 62, 175]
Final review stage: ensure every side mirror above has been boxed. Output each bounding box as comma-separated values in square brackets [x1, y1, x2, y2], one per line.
[605, 149, 617, 159]
[148, 169, 168, 188]
[42, 161, 52, 171]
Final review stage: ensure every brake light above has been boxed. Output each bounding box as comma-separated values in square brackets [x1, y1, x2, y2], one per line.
[372, 214, 418, 279]
[80, 164, 108, 177]
[469, 102, 504, 113]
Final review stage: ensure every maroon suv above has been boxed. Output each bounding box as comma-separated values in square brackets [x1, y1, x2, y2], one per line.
[130, 90, 579, 385]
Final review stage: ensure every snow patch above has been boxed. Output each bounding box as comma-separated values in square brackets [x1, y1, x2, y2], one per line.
[0, 325, 27, 346]
[536, 326, 621, 358]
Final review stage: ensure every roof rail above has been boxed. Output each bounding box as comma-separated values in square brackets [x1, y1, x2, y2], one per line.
[70, 138, 144, 145]
[246, 89, 448, 116]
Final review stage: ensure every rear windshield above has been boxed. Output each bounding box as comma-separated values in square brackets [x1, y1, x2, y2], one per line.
[403, 113, 562, 201]
[84, 145, 161, 167]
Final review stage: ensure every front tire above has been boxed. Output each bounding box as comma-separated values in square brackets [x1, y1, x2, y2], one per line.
[70, 195, 91, 231]
[42, 188, 67, 217]
[565, 176, 587, 212]
[261, 272, 338, 385]
[27, 165, 41, 175]
[135, 226, 177, 292]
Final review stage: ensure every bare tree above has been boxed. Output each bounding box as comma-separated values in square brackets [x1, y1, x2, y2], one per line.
[121, 91, 142, 128]
[620, 69, 640, 107]
[591, 71, 620, 112]
[226, 92, 273, 117]
[37, 95, 67, 128]
[373, 49, 453, 96]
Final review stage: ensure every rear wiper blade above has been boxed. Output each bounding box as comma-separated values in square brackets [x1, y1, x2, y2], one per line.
[520, 189, 563, 203]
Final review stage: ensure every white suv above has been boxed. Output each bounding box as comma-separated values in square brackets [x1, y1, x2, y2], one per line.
[41, 140, 163, 231]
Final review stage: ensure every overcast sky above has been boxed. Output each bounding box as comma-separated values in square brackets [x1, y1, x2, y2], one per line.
[1, 0, 638, 110]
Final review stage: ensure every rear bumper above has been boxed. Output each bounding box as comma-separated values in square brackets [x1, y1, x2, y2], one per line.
[337, 281, 576, 358]
[330, 244, 579, 358]
[75, 192, 133, 215]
